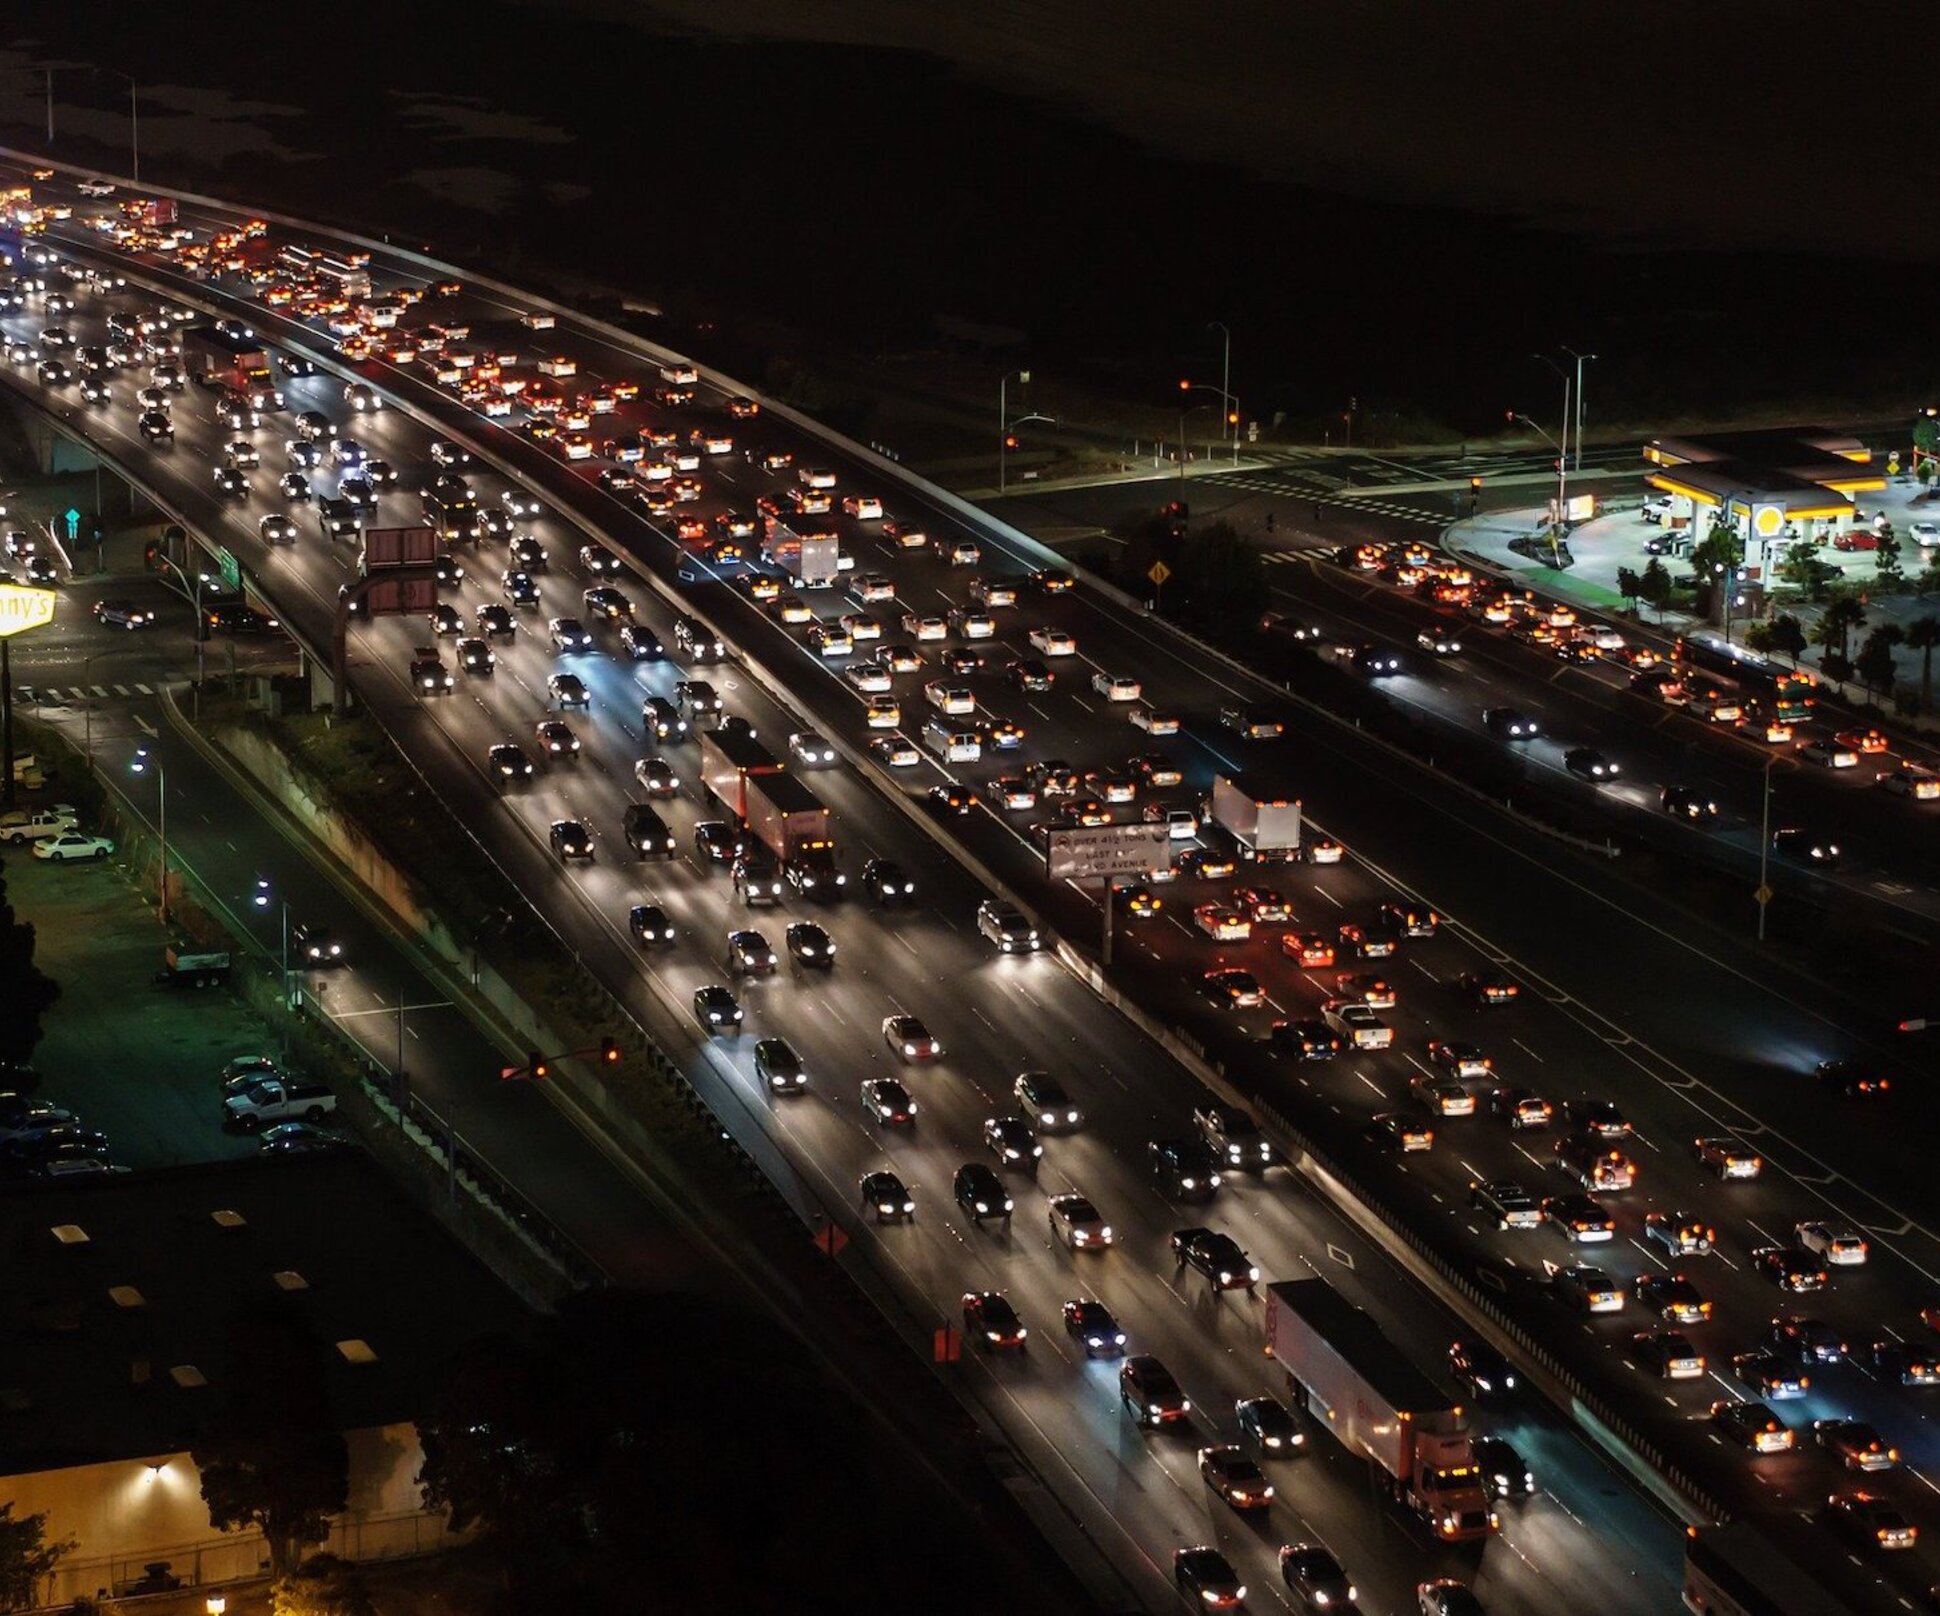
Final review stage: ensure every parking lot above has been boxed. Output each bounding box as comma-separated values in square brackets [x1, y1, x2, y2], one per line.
[7, 847, 262, 1167]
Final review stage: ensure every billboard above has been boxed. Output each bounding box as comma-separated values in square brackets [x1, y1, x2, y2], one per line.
[1045, 823, 1170, 883]
[0, 582, 56, 639]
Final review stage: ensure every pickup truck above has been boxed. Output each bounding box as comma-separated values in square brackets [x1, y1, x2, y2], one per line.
[222, 1078, 337, 1130]
[0, 805, 78, 844]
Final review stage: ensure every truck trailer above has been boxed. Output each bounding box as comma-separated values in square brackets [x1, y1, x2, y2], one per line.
[1208, 774, 1301, 863]
[698, 727, 784, 820]
[180, 325, 274, 397]
[761, 515, 841, 588]
[1263, 1278, 1495, 1542]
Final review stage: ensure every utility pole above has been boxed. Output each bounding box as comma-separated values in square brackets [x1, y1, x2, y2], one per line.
[1208, 321, 1232, 462]
[45, 69, 54, 147]
[1565, 348, 1597, 470]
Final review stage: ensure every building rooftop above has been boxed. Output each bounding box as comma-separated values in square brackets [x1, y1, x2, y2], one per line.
[0, 1152, 534, 1472]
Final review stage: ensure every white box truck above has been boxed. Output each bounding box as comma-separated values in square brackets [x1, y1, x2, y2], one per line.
[1208, 774, 1301, 863]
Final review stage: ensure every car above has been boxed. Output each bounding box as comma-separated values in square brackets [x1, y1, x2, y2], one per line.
[1280, 929, 1337, 969]
[869, 732, 920, 768]
[581, 586, 634, 624]
[927, 783, 979, 817]
[883, 1014, 941, 1061]
[1812, 1419, 1898, 1472]
[289, 922, 344, 967]
[1771, 826, 1841, 867]
[258, 1122, 345, 1157]
[1416, 627, 1463, 656]
[1149, 1138, 1224, 1198]
[1171, 1226, 1259, 1291]
[1026, 625, 1076, 657]
[1563, 746, 1620, 781]
[1752, 1245, 1828, 1293]
[1474, 1435, 1534, 1500]
[1555, 1133, 1635, 1191]
[1448, 1338, 1516, 1399]
[546, 672, 590, 709]
[959, 1289, 1027, 1349]
[476, 603, 517, 640]
[1814, 1059, 1888, 1100]
[1050, 1299, 1127, 1361]
[984, 1115, 1043, 1171]
[258, 513, 297, 547]
[1122, 1354, 1191, 1426]
[1412, 1074, 1474, 1117]
[1337, 921, 1396, 959]
[547, 819, 594, 863]
[1643, 1211, 1716, 1257]
[501, 571, 541, 608]
[1350, 645, 1404, 678]
[1634, 1272, 1710, 1325]
[750, 1037, 806, 1095]
[1417, 1581, 1486, 1616]
[860, 1078, 917, 1127]
[725, 929, 777, 976]
[1483, 706, 1540, 739]
[1712, 1399, 1793, 1453]
[1174, 1547, 1245, 1611]
[1732, 1349, 1809, 1400]
[1797, 737, 1859, 769]
[1202, 968, 1265, 1009]
[1469, 1179, 1541, 1230]
[1192, 902, 1251, 942]
[861, 858, 915, 904]
[1220, 704, 1287, 738]
[782, 921, 835, 969]
[1553, 1265, 1623, 1313]
[1633, 1329, 1706, 1378]
[1271, 1019, 1342, 1060]
[1194, 1104, 1272, 1171]
[976, 900, 1041, 953]
[1826, 1491, 1917, 1552]
[1091, 671, 1142, 702]
[642, 697, 688, 744]
[32, 830, 114, 862]
[690, 821, 739, 866]
[1878, 762, 1940, 800]
[1427, 1039, 1491, 1080]
[1279, 1543, 1357, 1611]
[548, 616, 592, 653]
[1661, 784, 1721, 823]
[486, 743, 534, 781]
[1694, 1135, 1762, 1179]
[1561, 1099, 1630, 1138]
[1795, 1220, 1868, 1265]
[1770, 1315, 1847, 1366]
[1233, 1395, 1303, 1457]
[953, 1163, 1012, 1224]
[1457, 971, 1520, 1009]
[1198, 1444, 1274, 1510]
[692, 984, 742, 1032]
[1872, 1339, 1940, 1385]
[1542, 1193, 1614, 1242]
[532, 719, 580, 759]
[1369, 1111, 1434, 1152]
[627, 904, 674, 947]
[1047, 1192, 1112, 1250]
[858, 1168, 914, 1222]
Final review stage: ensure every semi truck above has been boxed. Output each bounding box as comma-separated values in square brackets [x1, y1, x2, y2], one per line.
[1208, 774, 1301, 863]
[180, 325, 274, 397]
[1263, 1278, 1496, 1542]
[698, 728, 843, 895]
[761, 515, 840, 588]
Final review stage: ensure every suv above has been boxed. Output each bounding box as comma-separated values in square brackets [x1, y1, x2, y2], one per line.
[1149, 1138, 1222, 1201]
[1171, 1227, 1258, 1292]
[673, 615, 723, 662]
[1121, 1355, 1191, 1426]
[1193, 1104, 1272, 1172]
[622, 803, 676, 861]
[976, 899, 1041, 953]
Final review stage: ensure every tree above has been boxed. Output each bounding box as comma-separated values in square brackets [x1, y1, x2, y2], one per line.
[272, 1555, 375, 1616]
[0, 858, 58, 1067]
[1688, 517, 1743, 580]
[1742, 621, 1776, 656]
[1616, 565, 1644, 609]
[0, 1503, 73, 1613]
[1813, 596, 1867, 659]
[1904, 614, 1940, 711]
[193, 1303, 348, 1579]
[1767, 613, 1808, 665]
[1638, 558, 1673, 620]
[1875, 527, 1904, 587]
[1856, 625, 1903, 698]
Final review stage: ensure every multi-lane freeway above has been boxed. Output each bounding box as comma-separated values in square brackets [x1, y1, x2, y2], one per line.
[5, 160, 1937, 1610]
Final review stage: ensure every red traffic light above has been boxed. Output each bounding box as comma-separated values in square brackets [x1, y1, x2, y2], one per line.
[1470, 476, 1483, 490]
[599, 1036, 621, 1065]
[1178, 378, 1191, 392]
[1002, 433, 1019, 450]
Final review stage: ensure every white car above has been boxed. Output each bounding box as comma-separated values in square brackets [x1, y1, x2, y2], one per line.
[1795, 1220, 1868, 1266]
[1193, 904, 1251, 942]
[34, 829, 114, 862]
[1047, 1193, 1113, 1250]
[1797, 738, 1858, 769]
[1911, 522, 1940, 548]
[845, 661, 894, 694]
[841, 494, 883, 520]
[902, 613, 948, 642]
[1028, 626, 1077, 657]
[853, 573, 896, 603]
[1322, 998, 1393, 1050]
[924, 681, 976, 716]
[1092, 672, 1142, 702]
[1130, 704, 1180, 736]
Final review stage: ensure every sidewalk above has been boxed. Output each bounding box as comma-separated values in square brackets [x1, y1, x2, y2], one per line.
[1446, 506, 1699, 627]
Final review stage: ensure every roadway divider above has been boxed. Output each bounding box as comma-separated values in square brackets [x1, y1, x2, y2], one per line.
[1054, 934, 1726, 1531]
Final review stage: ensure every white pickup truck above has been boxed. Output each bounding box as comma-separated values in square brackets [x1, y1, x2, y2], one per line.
[0, 804, 78, 844]
[222, 1079, 337, 1130]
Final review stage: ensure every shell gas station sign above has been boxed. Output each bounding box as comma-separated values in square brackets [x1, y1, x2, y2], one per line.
[1748, 502, 1787, 543]
[0, 582, 56, 639]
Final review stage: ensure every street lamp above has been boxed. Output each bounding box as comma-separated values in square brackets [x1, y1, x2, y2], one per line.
[1174, 392, 1223, 494]
[1563, 347, 1597, 470]
[254, 878, 292, 1059]
[94, 68, 140, 185]
[130, 746, 166, 925]
[1206, 321, 1237, 465]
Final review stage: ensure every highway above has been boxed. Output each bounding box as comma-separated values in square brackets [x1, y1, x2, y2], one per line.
[8, 163, 1937, 1607]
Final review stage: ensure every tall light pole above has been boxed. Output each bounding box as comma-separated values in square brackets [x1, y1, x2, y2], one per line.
[130, 746, 166, 925]
[1564, 347, 1596, 470]
[1510, 411, 1570, 560]
[94, 68, 138, 184]
[998, 369, 1030, 495]
[81, 654, 92, 764]
[1207, 322, 1235, 464]
[254, 878, 292, 1062]
[1175, 388, 1223, 493]
[1756, 755, 1776, 943]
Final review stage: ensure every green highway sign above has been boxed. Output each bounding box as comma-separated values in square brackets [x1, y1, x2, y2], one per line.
[216, 546, 241, 592]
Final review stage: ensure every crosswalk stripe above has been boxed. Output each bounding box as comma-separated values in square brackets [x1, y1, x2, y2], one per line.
[135, 682, 154, 695]
[89, 685, 108, 697]
[112, 684, 131, 696]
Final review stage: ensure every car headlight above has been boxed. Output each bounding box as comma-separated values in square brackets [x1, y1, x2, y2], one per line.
[1181, 1177, 1196, 1190]
[903, 1043, 916, 1056]
[975, 1202, 988, 1213]
[1312, 1592, 1331, 1606]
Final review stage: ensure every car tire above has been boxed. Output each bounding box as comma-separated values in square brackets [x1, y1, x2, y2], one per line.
[304, 1106, 327, 1122]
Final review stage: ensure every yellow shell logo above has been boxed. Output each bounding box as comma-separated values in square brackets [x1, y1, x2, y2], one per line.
[1752, 505, 1785, 539]
[0, 582, 56, 639]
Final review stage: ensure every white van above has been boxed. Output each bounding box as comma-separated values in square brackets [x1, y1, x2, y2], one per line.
[924, 718, 981, 763]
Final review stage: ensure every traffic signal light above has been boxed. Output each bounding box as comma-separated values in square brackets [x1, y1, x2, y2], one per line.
[1470, 475, 1484, 491]
[1178, 378, 1191, 392]
[599, 1036, 621, 1065]
[526, 1050, 549, 1081]
[1002, 433, 1019, 451]
[1226, 411, 1239, 428]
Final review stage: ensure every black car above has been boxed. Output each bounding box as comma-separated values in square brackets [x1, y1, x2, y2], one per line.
[953, 1162, 1012, 1224]
[1006, 658, 1055, 692]
[783, 921, 835, 967]
[1816, 1059, 1889, 1099]
[1483, 706, 1539, 739]
[259, 1122, 345, 1157]
[619, 624, 663, 660]
[725, 929, 777, 976]
[1279, 1543, 1356, 1610]
[642, 696, 688, 743]
[752, 1037, 806, 1093]
[1149, 1138, 1222, 1201]
[476, 603, 517, 640]
[1236, 1396, 1303, 1456]
[502, 570, 541, 607]
[1564, 746, 1620, 781]
[486, 743, 534, 782]
[1473, 1436, 1534, 1499]
[1062, 1298, 1126, 1357]
[861, 857, 914, 904]
[627, 904, 674, 947]
[693, 820, 739, 864]
[1174, 1548, 1245, 1609]
[1771, 828, 1840, 868]
[859, 1168, 914, 1222]
[1448, 1338, 1517, 1399]
[1662, 784, 1720, 823]
[291, 922, 344, 966]
[1271, 1019, 1342, 1060]
[692, 984, 742, 1032]
[623, 803, 676, 861]
[548, 819, 594, 863]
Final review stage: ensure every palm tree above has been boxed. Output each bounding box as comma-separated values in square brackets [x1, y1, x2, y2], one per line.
[1905, 614, 1940, 713]
[1813, 596, 1867, 660]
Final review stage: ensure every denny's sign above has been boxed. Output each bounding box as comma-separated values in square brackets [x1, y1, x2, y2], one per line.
[0, 582, 56, 639]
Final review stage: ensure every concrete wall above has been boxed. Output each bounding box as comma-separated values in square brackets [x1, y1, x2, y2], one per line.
[9, 1422, 458, 1605]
